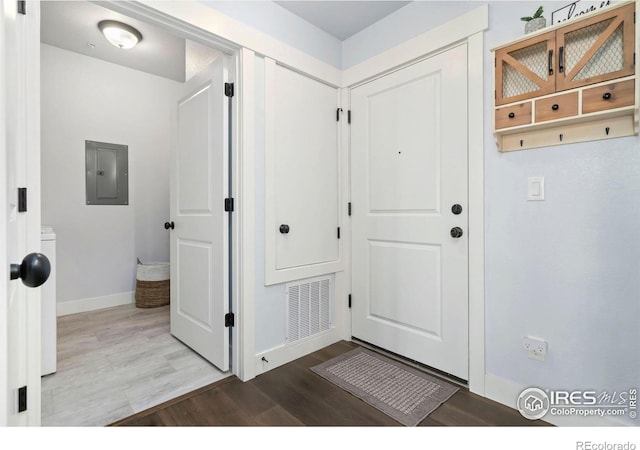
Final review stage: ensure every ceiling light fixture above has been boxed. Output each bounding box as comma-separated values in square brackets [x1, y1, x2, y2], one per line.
[98, 20, 142, 49]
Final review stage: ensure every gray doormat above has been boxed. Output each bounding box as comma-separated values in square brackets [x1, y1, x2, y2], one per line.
[311, 347, 459, 426]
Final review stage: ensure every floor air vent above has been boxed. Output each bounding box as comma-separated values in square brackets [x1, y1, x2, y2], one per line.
[286, 275, 332, 344]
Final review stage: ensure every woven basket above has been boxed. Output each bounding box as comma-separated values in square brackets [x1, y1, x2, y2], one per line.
[135, 261, 170, 308]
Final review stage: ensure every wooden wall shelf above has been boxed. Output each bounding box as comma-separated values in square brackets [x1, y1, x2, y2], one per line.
[492, 1, 638, 152]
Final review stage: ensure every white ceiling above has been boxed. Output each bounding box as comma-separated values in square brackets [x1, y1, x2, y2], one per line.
[41, 1, 410, 79]
[41, 1, 220, 83]
[275, 1, 411, 40]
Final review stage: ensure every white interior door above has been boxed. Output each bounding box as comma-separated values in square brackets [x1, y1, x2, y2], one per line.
[170, 56, 229, 371]
[273, 64, 339, 270]
[3, 0, 42, 425]
[351, 44, 469, 380]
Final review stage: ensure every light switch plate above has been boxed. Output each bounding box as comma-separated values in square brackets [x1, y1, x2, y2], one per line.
[528, 177, 544, 201]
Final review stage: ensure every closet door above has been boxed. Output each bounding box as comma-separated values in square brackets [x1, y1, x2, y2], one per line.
[264, 59, 340, 285]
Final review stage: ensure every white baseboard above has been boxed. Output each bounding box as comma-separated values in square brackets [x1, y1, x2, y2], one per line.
[485, 373, 632, 427]
[254, 328, 341, 376]
[57, 291, 134, 316]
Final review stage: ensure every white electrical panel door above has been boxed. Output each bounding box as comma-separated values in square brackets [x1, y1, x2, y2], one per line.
[351, 44, 469, 380]
[170, 57, 229, 372]
[272, 65, 339, 271]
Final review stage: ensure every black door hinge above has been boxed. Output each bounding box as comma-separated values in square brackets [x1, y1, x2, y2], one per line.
[17, 0, 25, 15]
[336, 108, 343, 122]
[224, 83, 234, 98]
[18, 188, 27, 212]
[348, 294, 352, 309]
[224, 198, 234, 212]
[18, 386, 27, 412]
[225, 312, 235, 327]
[337, 227, 341, 239]
[347, 110, 351, 124]
[348, 202, 352, 216]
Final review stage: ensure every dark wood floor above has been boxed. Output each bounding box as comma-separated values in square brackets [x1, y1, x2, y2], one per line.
[112, 341, 550, 426]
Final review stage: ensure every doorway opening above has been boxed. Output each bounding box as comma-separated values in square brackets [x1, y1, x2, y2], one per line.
[39, 1, 238, 426]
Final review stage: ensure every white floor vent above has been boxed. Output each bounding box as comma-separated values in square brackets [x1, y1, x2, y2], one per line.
[286, 275, 332, 344]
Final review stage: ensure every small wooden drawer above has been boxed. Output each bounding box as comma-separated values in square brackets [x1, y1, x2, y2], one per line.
[535, 92, 579, 123]
[582, 79, 635, 114]
[495, 102, 532, 129]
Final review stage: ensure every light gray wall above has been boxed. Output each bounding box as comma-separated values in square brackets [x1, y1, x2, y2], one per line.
[483, 3, 639, 425]
[341, 1, 476, 69]
[196, 1, 640, 415]
[200, 0, 342, 68]
[41, 44, 179, 303]
[343, 1, 639, 425]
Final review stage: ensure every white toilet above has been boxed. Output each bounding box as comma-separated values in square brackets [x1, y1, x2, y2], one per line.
[41, 226, 56, 376]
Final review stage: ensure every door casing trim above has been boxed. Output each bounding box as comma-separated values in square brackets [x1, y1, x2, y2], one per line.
[64, 1, 247, 379]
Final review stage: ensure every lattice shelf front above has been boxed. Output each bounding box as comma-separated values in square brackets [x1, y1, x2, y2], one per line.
[502, 42, 550, 99]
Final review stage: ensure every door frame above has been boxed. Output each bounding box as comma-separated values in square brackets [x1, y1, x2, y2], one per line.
[343, 5, 488, 395]
[1, 0, 249, 424]
[98, 1, 247, 378]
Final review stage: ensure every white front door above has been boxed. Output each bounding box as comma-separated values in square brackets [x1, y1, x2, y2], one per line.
[170, 57, 230, 371]
[351, 44, 469, 380]
[2, 0, 42, 425]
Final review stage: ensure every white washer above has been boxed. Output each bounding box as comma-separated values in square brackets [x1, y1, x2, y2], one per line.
[41, 226, 56, 376]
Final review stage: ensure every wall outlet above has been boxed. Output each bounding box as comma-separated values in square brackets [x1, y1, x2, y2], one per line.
[523, 336, 548, 361]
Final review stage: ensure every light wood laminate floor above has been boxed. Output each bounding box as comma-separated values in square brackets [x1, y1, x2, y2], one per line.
[42, 304, 228, 426]
[115, 341, 550, 426]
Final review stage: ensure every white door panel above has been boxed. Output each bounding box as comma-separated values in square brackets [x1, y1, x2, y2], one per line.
[368, 241, 442, 337]
[177, 241, 213, 327]
[351, 45, 469, 379]
[170, 57, 229, 372]
[177, 86, 213, 213]
[369, 72, 441, 213]
[274, 65, 339, 270]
